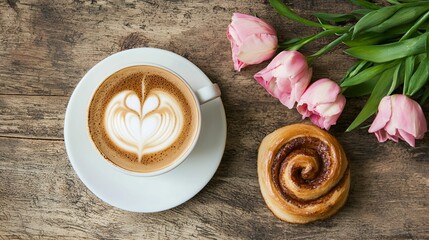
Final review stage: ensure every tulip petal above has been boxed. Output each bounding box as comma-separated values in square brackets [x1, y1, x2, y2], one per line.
[254, 69, 275, 95]
[398, 129, 416, 147]
[310, 114, 323, 128]
[369, 94, 427, 147]
[299, 78, 340, 106]
[314, 95, 346, 117]
[387, 132, 399, 143]
[374, 129, 388, 143]
[231, 13, 277, 38]
[391, 95, 427, 139]
[297, 103, 311, 119]
[254, 51, 312, 109]
[369, 96, 392, 133]
[227, 13, 278, 71]
[297, 78, 345, 130]
[238, 34, 277, 64]
[271, 53, 308, 79]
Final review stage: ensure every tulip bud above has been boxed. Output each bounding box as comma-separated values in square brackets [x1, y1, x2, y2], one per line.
[297, 78, 346, 130]
[368, 94, 427, 147]
[227, 13, 278, 71]
[254, 51, 312, 109]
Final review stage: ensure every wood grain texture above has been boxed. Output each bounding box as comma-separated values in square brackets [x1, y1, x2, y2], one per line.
[0, 0, 428, 239]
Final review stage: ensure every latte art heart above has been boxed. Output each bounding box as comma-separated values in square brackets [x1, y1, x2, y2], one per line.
[104, 89, 184, 161]
[88, 65, 200, 173]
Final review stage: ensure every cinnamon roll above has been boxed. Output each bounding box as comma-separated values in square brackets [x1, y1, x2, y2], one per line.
[258, 124, 350, 224]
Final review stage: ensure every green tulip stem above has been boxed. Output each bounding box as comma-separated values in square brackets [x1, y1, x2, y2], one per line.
[278, 27, 349, 51]
[269, 0, 338, 30]
[307, 33, 351, 64]
[400, 11, 429, 41]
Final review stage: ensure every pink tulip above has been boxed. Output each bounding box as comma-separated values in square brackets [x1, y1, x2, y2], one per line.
[297, 78, 346, 130]
[368, 94, 427, 147]
[227, 13, 278, 71]
[254, 51, 312, 109]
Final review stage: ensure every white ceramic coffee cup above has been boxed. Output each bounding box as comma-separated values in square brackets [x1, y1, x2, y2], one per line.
[88, 51, 221, 177]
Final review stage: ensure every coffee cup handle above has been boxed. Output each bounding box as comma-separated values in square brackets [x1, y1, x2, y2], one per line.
[195, 84, 221, 105]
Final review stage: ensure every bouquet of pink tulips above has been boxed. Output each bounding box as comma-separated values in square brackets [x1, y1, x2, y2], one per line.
[227, 0, 428, 147]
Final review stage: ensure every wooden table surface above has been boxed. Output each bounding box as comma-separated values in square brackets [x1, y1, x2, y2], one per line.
[1, 0, 428, 239]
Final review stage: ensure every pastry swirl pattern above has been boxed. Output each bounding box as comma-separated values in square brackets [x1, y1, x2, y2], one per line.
[258, 124, 350, 224]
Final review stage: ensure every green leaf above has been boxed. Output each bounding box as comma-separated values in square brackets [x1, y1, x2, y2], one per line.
[352, 9, 373, 16]
[400, 11, 429, 41]
[407, 57, 429, 95]
[309, 33, 350, 62]
[342, 60, 372, 82]
[343, 77, 379, 97]
[349, 61, 371, 77]
[279, 38, 302, 46]
[279, 28, 348, 51]
[387, 0, 401, 4]
[344, 31, 401, 47]
[427, 27, 429, 57]
[345, 33, 428, 63]
[353, 5, 400, 37]
[388, 20, 428, 35]
[314, 12, 355, 23]
[346, 68, 396, 132]
[350, 0, 381, 10]
[388, 62, 403, 95]
[403, 55, 416, 94]
[398, 0, 429, 3]
[344, 62, 403, 97]
[269, 0, 337, 29]
[341, 61, 368, 84]
[341, 61, 398, 87]
[366, 5, 429, 33]
[342, 61, 362, 80]
[416, 52, 427, 62]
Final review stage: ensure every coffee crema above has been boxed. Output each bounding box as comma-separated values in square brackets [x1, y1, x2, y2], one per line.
[88, 65, 200, 173]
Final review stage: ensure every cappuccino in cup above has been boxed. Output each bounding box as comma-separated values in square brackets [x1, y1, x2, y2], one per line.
[88, 65, 202, 174]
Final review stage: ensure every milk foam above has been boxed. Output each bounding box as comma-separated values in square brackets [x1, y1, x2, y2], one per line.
[104, 87, 184, 161]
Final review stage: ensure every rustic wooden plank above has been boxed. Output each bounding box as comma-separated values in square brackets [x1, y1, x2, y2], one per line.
[0, 95, 67, 139]
[0, 136, 428, 239]
[0, 0, 355, 96]
[0, 0, 429, 239]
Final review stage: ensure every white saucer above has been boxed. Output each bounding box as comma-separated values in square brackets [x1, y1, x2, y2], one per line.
[64, 48, 227, 212]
